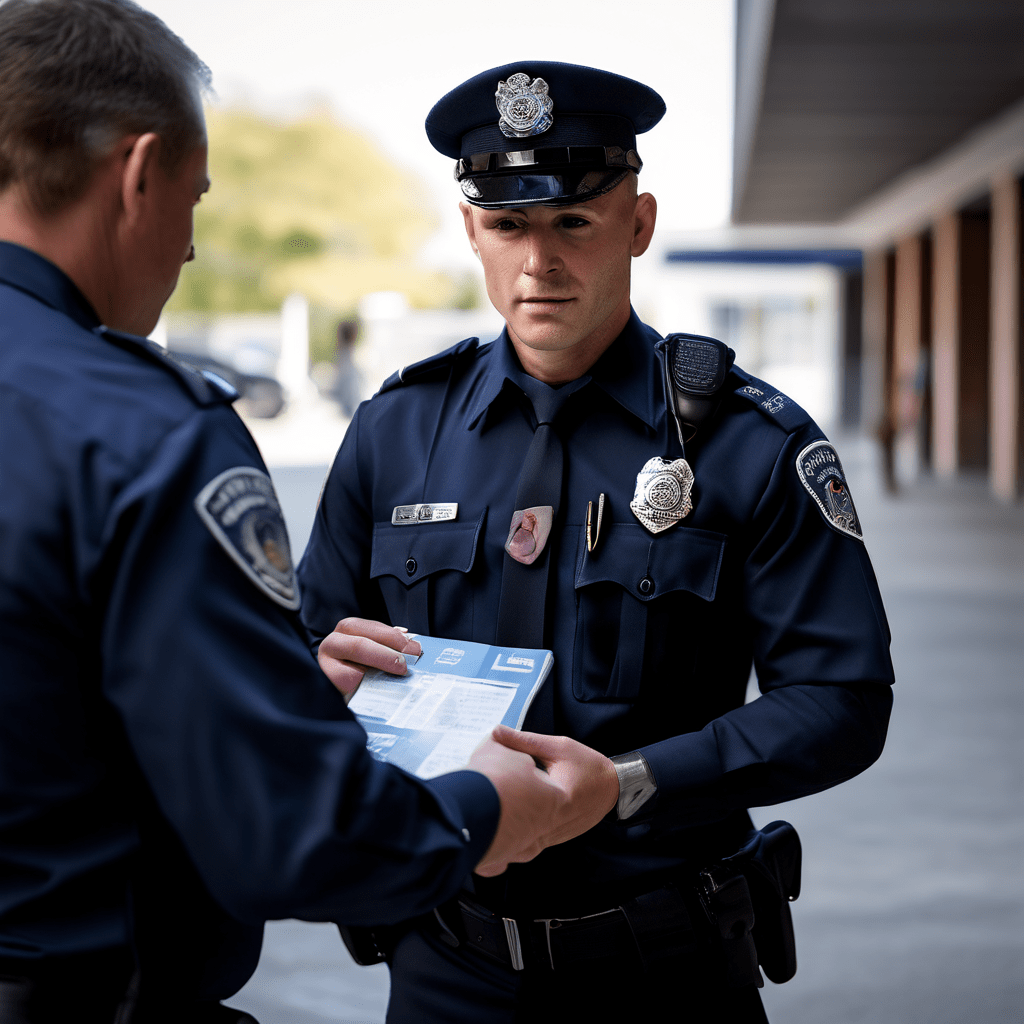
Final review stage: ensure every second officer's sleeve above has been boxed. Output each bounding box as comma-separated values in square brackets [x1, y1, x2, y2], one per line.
[637, 425, 895, 828]
[98, 404, 498, 925]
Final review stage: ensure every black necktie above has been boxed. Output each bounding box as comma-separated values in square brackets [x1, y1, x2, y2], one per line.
[495, 377, 587, 731]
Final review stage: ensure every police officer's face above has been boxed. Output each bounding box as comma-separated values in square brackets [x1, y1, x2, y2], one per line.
[138, 142, 209, 330]
[461, 179, 656, 381]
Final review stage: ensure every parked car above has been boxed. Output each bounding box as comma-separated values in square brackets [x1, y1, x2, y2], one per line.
[168, 349, 286, 419]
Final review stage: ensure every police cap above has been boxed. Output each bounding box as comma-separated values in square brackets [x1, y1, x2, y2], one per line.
[425, 61, 665, 209]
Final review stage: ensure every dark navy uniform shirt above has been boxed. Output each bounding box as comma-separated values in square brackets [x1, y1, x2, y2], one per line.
[299, 309, 895, 918]
[0, 242, 498, 986]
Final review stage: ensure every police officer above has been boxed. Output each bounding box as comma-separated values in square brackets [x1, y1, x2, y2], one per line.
[299, 62, 896, 1023]
[0, 8, 617, 1022]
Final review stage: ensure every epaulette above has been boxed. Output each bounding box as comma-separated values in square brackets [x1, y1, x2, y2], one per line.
[376, 337, 480, 396]
[95, 326, 238, 406]
[729, 366, 812, 434]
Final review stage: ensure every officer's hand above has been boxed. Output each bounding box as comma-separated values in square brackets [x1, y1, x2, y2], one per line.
[317, 618, 422, 702]
[468, 735, 562, 877]
[469, 727, 619, 876]
[490, 725, 620, 848]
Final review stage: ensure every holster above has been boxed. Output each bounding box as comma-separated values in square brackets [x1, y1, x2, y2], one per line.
[721, 819, 802, 984]
[336, 924, 393, 966]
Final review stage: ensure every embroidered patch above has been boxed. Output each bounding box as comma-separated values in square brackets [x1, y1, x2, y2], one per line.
[194, 467, 300, 609]
[762, 394, 788, 415]
[795, 441, 863, 540]
[740, 385, 764, 398]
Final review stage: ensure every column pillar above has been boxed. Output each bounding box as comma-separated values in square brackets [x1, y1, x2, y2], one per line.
[893, 236, 924, 480]
[989, 173, 1022, 500]
[932, 213, 959, 478]
[860, 248, 891, 434]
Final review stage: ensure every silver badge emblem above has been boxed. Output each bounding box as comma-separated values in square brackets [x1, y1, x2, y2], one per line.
[391, 503, 458, 525]
[495, 73, 554, 139]
[629, 457, 694, 534]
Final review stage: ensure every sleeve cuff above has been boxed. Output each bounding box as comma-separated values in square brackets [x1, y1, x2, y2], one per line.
[422, 770, 501, 869]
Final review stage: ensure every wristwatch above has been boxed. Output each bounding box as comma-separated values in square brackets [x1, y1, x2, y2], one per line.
[609, 751, 657, 820]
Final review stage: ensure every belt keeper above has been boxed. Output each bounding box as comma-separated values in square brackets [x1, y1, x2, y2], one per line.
[432, 907, 461, 949]
[502, 917, 525, 971]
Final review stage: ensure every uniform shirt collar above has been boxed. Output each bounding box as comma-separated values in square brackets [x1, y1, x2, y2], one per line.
[464, 307, 662, 431]
[0, 240, 101, 331]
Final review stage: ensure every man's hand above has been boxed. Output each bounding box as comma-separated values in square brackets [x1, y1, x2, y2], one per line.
[469, 726, 619, 877]
[317, 618, 422, 701]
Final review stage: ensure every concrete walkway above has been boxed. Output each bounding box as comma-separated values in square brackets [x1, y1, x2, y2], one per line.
[227, 433, 1024, 1024]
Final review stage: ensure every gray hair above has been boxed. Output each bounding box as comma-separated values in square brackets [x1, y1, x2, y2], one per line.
[0, 0, 211, 213]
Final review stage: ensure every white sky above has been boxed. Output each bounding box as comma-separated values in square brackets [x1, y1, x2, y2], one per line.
[140, 0, 735, 272]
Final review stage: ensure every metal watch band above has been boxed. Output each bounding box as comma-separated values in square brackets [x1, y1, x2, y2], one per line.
[609, 751, 657, 820]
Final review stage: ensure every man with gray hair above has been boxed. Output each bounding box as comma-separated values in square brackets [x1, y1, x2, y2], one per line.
[0, 3, 617, 1021]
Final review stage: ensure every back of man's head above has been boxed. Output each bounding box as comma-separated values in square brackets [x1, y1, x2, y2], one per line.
[0, 0, 210, 215]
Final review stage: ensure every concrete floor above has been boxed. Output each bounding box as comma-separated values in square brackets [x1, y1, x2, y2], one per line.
[227, 435, 1024, 1023]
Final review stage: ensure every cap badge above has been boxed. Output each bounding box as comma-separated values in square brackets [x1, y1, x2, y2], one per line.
[629, 457, 694, 534]
[496, 73, 554, 139]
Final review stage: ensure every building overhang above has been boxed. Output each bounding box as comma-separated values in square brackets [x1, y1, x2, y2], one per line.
[733, 0, 1024, 226]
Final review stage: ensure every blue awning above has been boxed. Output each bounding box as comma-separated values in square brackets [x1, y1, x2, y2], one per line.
[665, 249, 862, 270]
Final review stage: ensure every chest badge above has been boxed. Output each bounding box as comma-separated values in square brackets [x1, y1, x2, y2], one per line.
[629, 457, 694, 534]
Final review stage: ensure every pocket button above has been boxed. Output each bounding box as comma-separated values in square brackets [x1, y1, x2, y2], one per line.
[637, 576, 654, 596]
[405, 557, 418, 576]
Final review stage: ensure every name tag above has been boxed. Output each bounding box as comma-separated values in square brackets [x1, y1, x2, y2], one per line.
[391, 502, 458, 525]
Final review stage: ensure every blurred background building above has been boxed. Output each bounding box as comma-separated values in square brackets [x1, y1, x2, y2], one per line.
[154, 0, 1023, 509]
[730, 0, 1024, 501]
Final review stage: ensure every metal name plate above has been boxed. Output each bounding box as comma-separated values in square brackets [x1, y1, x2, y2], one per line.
[391, 502, 458, 526]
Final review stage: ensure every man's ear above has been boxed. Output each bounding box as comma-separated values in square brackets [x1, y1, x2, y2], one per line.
[630, 192, 657, 258]
[119, 133, 160, 225]
[460, 201, 480, 257]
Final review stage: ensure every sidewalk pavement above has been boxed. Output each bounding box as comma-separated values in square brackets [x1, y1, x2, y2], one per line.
[227, 429, 1024, 1024]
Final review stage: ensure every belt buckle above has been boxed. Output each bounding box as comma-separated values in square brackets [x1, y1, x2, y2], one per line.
[502, 917, 525, 971]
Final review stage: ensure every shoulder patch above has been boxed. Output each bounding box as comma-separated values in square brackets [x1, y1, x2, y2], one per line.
[376, 336, 480, 396]
[731, 368, 812, 434]
[795, 441, 863, 540]
[194, 467, 301, 609]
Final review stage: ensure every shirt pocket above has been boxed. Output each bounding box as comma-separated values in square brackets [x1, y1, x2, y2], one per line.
[572, 523, 726, 702]
[369, 510, 487, 636]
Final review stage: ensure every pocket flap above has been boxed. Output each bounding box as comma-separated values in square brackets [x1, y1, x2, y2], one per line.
[574, 523, 726, 602]
[370, 510, 486, 587]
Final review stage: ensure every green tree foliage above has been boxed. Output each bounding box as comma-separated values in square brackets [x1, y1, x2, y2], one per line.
[169, 106, 461, 359]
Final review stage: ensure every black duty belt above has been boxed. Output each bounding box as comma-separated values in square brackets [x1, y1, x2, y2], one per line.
[436, 884, 709, 974]
[338, 822, 801, 988]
